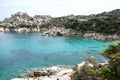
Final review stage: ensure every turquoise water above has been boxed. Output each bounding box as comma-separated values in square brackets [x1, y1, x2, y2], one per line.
[0, 32, 115, 80]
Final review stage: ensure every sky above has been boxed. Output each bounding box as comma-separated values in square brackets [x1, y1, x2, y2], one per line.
[0, 0, 120, 20]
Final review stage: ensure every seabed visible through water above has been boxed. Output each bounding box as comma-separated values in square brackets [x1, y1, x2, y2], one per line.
[0, 32, 115, 80]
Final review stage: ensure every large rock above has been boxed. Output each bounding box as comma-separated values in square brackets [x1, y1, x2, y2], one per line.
[42, 27, 72, 36]
[0, 27, 4, 32]
[12, 66, 72, 80]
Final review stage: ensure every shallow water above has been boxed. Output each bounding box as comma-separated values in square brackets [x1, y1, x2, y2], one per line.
[0, 32, 115, 80]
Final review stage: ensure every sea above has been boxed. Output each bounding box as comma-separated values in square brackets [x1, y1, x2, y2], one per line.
[0, 32, 116, 80]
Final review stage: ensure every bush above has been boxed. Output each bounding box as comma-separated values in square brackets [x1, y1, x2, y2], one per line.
[40, 23, 49, 28]
[71, 43, 120, 80]
[101, 43, 120, 58]
[109, 53, 120, 77]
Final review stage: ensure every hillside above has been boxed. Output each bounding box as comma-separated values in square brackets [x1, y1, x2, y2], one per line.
[48, 9, 120, 35]
[0, 9, 120, 38]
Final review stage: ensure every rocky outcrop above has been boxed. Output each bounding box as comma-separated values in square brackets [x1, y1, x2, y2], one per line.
[11, 55, 109, 80]
[0, 12, 52, 32]
[12, 66, 73, 80]
[0, 27, 4, 32]
[42, 27, 72, 36]
[11, 60, 107, 80]
[42, 27, 120, 40]
[82, 32, 120, 41]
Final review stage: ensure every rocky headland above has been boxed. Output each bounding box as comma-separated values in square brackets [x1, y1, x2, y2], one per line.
[0, 12, 52, 32]
[0, 9, 120, 41]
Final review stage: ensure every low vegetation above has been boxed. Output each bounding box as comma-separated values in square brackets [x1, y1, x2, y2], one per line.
[71, 42, 120, 80]
[0, 9, 119, 35]
[47, 9, 120, 35]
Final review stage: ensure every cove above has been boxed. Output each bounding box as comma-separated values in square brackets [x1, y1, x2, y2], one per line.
[0, 32, 115, 80]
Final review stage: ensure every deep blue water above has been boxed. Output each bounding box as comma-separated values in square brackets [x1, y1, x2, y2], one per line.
[0, 32, 115, 80]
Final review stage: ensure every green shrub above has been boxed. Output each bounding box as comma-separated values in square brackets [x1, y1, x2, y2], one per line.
[101, 43, 120, 58]
[109, 53, 120, 77]
[40, 23, 49, 28]
[72, 43, 120, 80]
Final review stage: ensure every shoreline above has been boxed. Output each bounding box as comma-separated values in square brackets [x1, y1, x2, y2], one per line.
[0, 27, 119, 41]
[11, 66, 73, 80]
[11, 62, 85, 80]
[11, 61, 107, 80]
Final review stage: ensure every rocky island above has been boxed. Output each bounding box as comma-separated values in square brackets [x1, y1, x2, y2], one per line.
[0, 9, 120, 40]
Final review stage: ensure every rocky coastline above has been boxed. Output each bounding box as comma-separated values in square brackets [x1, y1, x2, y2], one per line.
[12, 66, 73, 80]
[42, 27, 120, 41]
[10, 62, 86, 80]
[11, 60, 107, 80]
[0, 12, 119, 41]
[0, 26, 119, 41]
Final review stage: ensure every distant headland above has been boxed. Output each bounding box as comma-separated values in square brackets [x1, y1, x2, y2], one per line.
[0, 9, 120, 40]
